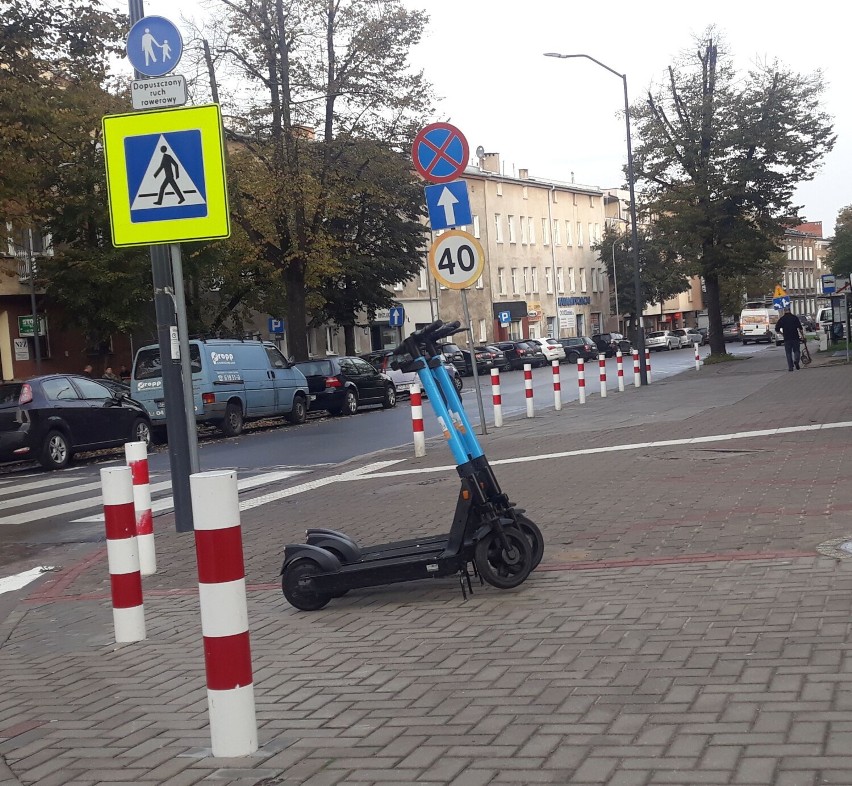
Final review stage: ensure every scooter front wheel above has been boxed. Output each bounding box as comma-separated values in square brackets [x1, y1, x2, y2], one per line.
[514, 513, 544, 570]
[474, 528, 533, 590]
[282, 558, 332, 611]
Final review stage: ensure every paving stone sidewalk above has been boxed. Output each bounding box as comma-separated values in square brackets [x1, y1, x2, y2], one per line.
[2, 348, 852, 786]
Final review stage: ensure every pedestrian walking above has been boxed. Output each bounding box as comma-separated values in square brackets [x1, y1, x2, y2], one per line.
[83, 364, 93, 377]
[775, 306, 805, 371]
[103, 367, 122, 383]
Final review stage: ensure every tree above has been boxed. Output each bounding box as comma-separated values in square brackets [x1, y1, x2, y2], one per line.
[631, 31, 835, 356]
[827, 206, 852, 277]
[203, 0, 433, 360]
[597, 225, 690, 339]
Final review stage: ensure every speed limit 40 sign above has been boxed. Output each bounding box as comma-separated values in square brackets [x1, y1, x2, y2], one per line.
[428, 229, 485, 290]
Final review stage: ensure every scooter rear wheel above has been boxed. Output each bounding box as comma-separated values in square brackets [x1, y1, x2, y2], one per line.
[474, 527, 533, 590]
[282, 558, 332, 611]
[514, 514, 544, 569]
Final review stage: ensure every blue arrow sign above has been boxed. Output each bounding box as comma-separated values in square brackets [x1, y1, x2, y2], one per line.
[268, 318, 285, 334]
[127, 16, 183, 77]
[773, 296, 791, 311]
[389, 306, 405, 327]
[424, 181, 472, 231]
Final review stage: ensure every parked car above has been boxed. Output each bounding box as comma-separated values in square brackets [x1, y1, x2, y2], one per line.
[645, 330, 681, 351]
[482, 345, 512, 373]
[557, 336, 599, 363]
[526, 337, 566, 363]
[672, 328, 704, 349]
[459, 347, 493, 376]
[696, 327, 709, 344]
[494, 340, 539, 370]
[722, 323, 741, 342]
[361, 350, 417, 396]
[0, 374, 152, 470]
[294, 357, 396, 416]
[436, 342, 466, 374]
[591, 332, 632, 357]
[521, 340, 548, 367]
[132, 338, 310, 438]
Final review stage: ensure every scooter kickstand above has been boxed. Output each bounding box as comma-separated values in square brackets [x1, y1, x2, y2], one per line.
[458, 571, 468, 601]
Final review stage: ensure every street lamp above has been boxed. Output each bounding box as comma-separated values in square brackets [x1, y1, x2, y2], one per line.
[544, 52, 647, 384]
[606, 216, 629, 332]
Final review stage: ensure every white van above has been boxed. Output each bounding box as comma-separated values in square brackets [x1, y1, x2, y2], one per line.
[816, 306, 832, 333]
[740, 306, 779, 345]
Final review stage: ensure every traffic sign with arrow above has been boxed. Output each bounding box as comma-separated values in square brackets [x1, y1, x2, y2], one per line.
[424, 181, 471, 230]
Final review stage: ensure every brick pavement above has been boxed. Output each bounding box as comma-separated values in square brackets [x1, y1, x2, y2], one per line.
[3, 347, 852, 785]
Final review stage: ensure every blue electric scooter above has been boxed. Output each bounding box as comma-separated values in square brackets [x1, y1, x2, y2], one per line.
[280, 320, 543, 611]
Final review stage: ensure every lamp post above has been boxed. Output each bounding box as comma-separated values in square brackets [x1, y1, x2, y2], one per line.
[544, 52, 647, 384]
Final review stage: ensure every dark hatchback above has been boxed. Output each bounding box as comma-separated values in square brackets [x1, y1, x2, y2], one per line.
[294, 357, 397, 416]
[0, 374, 152, 470]
[494, 340, 541, 370]
[558, 336, 599, 363]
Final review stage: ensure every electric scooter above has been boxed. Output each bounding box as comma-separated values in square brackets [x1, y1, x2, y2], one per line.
[279, 320, 544, 611]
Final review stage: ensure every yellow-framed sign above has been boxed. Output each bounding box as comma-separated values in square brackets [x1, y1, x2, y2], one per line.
[428, 230, 485, 290]
[102, 103, 230, 247]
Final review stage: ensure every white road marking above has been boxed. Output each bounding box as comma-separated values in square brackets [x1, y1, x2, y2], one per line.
[0, 473, 90, 499]
[0, 566, 55, 595]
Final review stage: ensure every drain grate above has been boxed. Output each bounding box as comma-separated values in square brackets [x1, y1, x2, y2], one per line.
[816, 536, 852, 559]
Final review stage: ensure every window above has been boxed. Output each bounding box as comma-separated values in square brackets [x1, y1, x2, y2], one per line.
[523, 267, 530, 293]
[479, 319, 487, 342]
[393, 281, 404, 291]
[475, 272, 484, 289]
[265, 345, 289, 369]
[498, 267, 506, 295]
[325, 326, 336, 353]
[522, 185, 528, 199]
[588, 223, 594, 248]
[42, 378, 79, 401]
[496, 182, 503, 196]
[545, 267, 553, 294]
[580, 268, 587, 291]
[552, 191, 559, 204]
[511, 267, 519, 293]
[528, 217, 535, 245]
[473, 214, 481, 239]
[577, 222, 584, 246]
[541, 218, 550, 245]
[520, 217, 528, 244]
[556, 267, 564, 293]
[552, 220, 561, 245]
[508, 215, 517, 243]
[591, 268, 598, 292]
[418, 268, 427, 290]
[532, 266, 539, 294]
[568, 267, 575, 292]
[495, 214, 503, 243]
[594, 223, 601, 244]
[565, 221, 573, 246]
[74, 378, 111, 399]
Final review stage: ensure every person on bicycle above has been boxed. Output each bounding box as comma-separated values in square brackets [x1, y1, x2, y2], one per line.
[775, 306, 805, 371]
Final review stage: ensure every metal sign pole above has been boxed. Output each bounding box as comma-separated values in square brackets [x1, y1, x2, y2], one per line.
[25, 228, 42, 373]
[129, 0, 194, 531]
[460, 289, 487, 436]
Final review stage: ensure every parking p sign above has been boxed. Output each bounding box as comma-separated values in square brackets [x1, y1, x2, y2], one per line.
[498, 311, 511, 325]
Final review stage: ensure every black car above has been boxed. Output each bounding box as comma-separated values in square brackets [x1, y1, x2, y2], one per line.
[0, 374, 152, 470]
[459, 347, 493, 376]
[482, 345, 512, 373]
[436, 342, 466, 374]
[591, 332, 632, 357]
[557, 336, 598, 363]
[294, 356, 396, 416]
[494, 340, 539, 370]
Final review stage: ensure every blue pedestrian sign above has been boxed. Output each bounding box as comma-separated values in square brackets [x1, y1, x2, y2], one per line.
[127, 16, 183, 78]
[773, 295, 791, 311]
[268, 318, 285, 334]
[389, 306, 405, 327]
[125, 130, 207, 223]
[498, 310, 511, 325]
[424, 181, 472, 231]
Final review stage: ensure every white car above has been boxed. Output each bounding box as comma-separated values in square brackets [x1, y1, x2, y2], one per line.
[672, 328, 703, 349]
[645, 330, 681, 351]
[527, 338, 566, 363]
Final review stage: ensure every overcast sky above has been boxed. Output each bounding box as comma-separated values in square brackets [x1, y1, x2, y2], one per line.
[136, 0, 849, 235]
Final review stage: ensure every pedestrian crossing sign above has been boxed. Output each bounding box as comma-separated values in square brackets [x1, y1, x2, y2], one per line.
[102, 104, 230, 247]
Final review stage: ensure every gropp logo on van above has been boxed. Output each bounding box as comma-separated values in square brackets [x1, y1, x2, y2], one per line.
[210, 351, 236, 365]
[137, 380, 162, 389]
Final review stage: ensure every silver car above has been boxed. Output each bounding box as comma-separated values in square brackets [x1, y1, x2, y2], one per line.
[672, 328, 703, 349]
[645, 330, 681, 351]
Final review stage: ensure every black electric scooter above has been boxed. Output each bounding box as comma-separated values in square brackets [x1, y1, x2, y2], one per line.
[279, 320, 544, 611]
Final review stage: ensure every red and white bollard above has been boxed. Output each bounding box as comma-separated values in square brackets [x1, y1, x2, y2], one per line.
[552, 359, 562, 411]
[190, 470, 258, 758]
[616, 351, 625, 392]
[577, 357, 586, 404]
[101, 466, 146, 644]
[694, 343, 701, 370]
[524, 363, 534, 417]
[410, 381, 426, 457]
[598, 354, 607, 398]
[632, 349, 641, 388]
[490, 368, 503, 428]
[645, 348, 653, 384]
[125, 441, 156, 576]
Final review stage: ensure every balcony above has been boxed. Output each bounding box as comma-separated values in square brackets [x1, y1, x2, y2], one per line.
[16, 253, 37, 283]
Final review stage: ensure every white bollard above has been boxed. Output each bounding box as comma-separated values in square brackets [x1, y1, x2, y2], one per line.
[101, 466, 146, 644]
[616, 351, 625, 392]
[577, 358, 586, 404]
[598, 354, 607, 398]
[490, 368, 503, 428]
[552, 359, 562, 411]
[524, 363, 534, 418]
[125, 441, 156, 576]
[190, 470, 258, 758]
[410, 381, 426, 457]
[632, 349, 640, 388]
[645, 348, 653, 384]
[694, 343, 701, 371]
